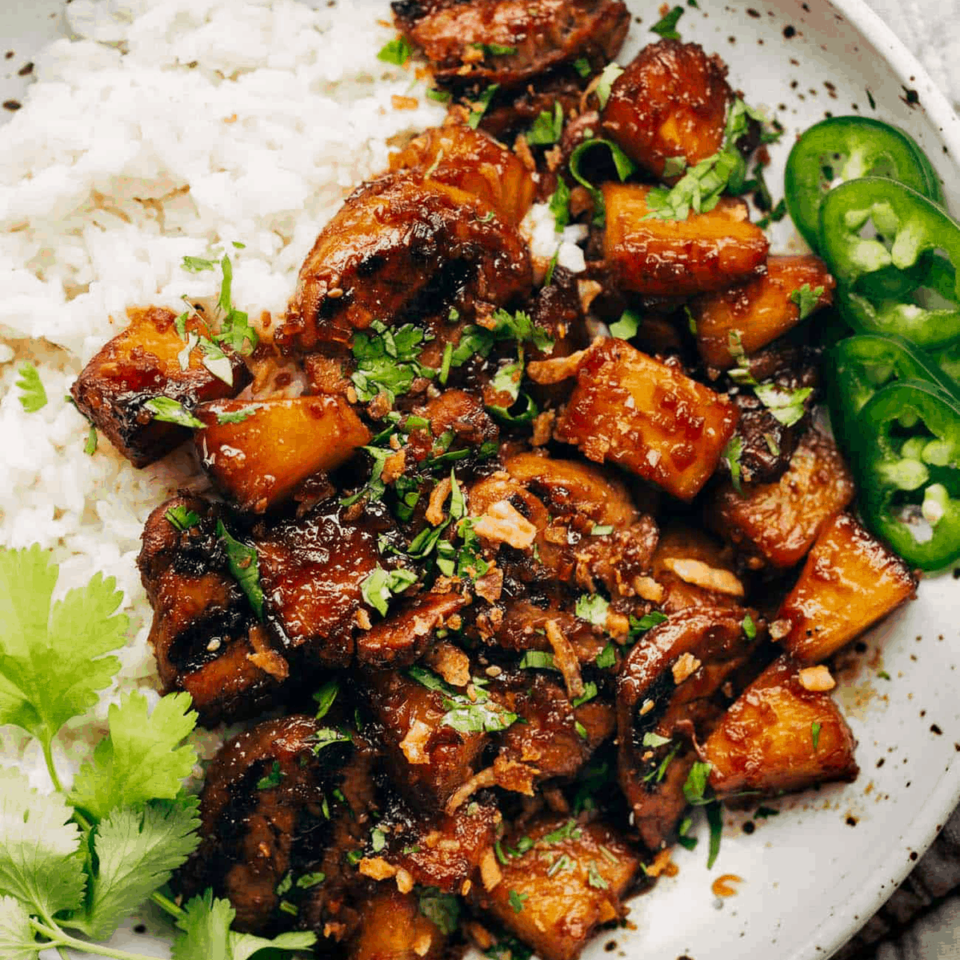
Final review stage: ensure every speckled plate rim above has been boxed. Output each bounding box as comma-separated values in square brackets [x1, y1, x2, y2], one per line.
[778, 10, 960, 959]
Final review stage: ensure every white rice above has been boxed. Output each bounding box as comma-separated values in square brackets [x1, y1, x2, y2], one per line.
[0, 0, 583, 784]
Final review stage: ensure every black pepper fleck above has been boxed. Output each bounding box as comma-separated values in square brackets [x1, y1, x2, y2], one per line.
[134, 924, 147, 934]
[18, 62, 33, 77]
[3, 100, 22, 112]
[783, 24, 796, 38]
[910, 851, 919, 861]
[846, 816, 858, 826]
[931, 724, 943, 735]
[742, 821, 756, 834]
[901, 86, 920, 107]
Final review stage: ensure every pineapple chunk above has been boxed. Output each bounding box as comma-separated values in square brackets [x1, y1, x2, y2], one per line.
[601, 39, 732, 178]
[71, 306, 248, 467]
[693, 255, 835, 368]
[602, 183, 768, 297]
[707, 428, 854, 567]
[389, 123, 536, 226]
[471, 816, 640, 960]
[553, 338, 739, 500]
[349, 889, 447, 960]
[778, 513, 916, 663]
[195, 396, 370, 513]
[703, 655, 858, 794]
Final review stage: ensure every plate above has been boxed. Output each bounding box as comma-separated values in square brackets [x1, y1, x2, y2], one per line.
[2, 3, 959, 960]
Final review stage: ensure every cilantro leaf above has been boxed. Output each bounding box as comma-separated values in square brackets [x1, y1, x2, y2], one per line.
[468, 84, 500, 130]
[742, 614, 757, 640]
[215, 405, 263, 425]
[790, 283, 826, 320]
[609, 309, 640, 339]
[508, 890, 527, 913]
[723, 435, 744, 494]
[407, 667, 517, 733]
[418, 887, 460, 934]
[642, 732, 672, 748]
[145, 397, 204, 429]
[662, 155, 687, 178]
[0, 767, 86, 919]
[549, 178, 571, 231]
[181, 255, 216, 273]
[595, 643, 617, 669]
[361, 566, 417, 617]
[0, 896, 38, 960]
[78, 798, 201, 939]
[574, 57, 592, 77]
[377, 36, 414, 66]
[518, 651, 557, 671]
[351, 320, 434, 404]
[682, 760, 713, 804]
[706, 800, 723, 869]
[569, 137, 636, 225]
[216, 522, 264, 620]
[173, 890, 316, 960]
[69, 692, 198, 822]
[525, 101, 565, 146]
[166, 506, 201, 532]
[651, 5, 685, 38]
[575, 593, 609, 627]
[752, 383, 813, 428]
[811, 721, 822, 750]
[15, 364, 46, 413]
[313, 680, 339, 722]
[84, 425, 98, 456]
[471, 42, 517, 57]
[595, 62, 624, 109]
[0, 546, 126, 755]
[629, 611, 668, 636]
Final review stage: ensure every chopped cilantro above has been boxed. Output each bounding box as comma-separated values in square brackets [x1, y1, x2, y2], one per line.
[644, 742, 681, 783]
[575, 592, 610, 626]
[165, 505, 201, 532]
[84, 424, 98, 455]
[878, 670, 891, 680]
[723, 435, 744, 494]
[574, 57, 592, 77]
[629, 611, 668, 637]
[549, 177, 571, 231]
[609, 308, 640, 339]
[754, 806, 780, 819]
[351, 319, 434, 403]
[508, 889, 528, 913]
[595, 643, 618, 669]
[587, 861, 609, 889]
[471, 42, 518, 57]
[545, 246, 560, 286]
[742, 613, 757, 640]
[595, 62, 624, 110]
[215, 520, 264, 619]
[371, 827, 386, 853]
[569, 137, 637, 225]
[427, 87, 452, 103]
[145, 397, 203, 429]
[682, 760, 713, 804]
[591, 524, 613, 536]
[377, 36, 414, 66]
[662, 155, 688, 178]
[215, 404, 263, 425]
[790, 283, 826, 320]
[407, 666, 518, 733]
[361, 565, 418, 617]
[543, 820, 582, 844]
[181, 255, 216, 272]
[641, 732, 672, 748]
[256, 761, 285, 791]
[572, 681, 599, 707]
[15, 363, 47, 412]
[468, 83, 500, 129]
[485, 936, 534, 960]
[518, 650, 557, 671]
[575, 720, 588, 739]
[526, 101, 565, 146]
[418, 887, 460, 934]
[753, 382, 813, 427]
[651, 5, 685, 38]
[706, 800, 723, 869]
[313, 727, 353, 754]
[313, 680, 339, 721]
[297, 872, 325, 889]
[811, 721, 822, 751]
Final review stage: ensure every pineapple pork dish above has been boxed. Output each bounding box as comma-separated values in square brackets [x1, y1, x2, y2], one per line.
[11, 0, 960, 958]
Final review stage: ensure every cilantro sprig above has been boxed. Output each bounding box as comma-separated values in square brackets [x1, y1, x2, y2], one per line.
[0, 546, 314, 960]
[15, 363, 47, 413]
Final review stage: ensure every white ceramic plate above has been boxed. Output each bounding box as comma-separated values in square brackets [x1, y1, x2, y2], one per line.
[3, 3, 959, 960]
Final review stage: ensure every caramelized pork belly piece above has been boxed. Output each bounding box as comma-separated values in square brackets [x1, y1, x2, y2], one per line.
[362, 666, 490, 811]
[276, 172, 531, 352]
[393, 0, 629, 88]
[71, 306, 249, 467]
[356, 591, 468, 668]
[703, 655, 858, 794]
[254, 500, 407, 667]
[365, 791, 500, 891]
[468, 452, 659, 593]
[491, 672, 616, 792]
[723, 344, 821, 485]
[470, 814, 640, 960]
[707, 427, 855, 568]
[389, 123, 536, 226]
[404, 389, 500, 466]
[542, 338, 739, 501]
[616, 607, 759, 849]
[195, 396, 370, 513]
[138, 496, 285, 726]
[348, 888, 448, 960]
[602, 184, 768, 297]
[181, 715, 373, 934]
[601, 40, 733, 178]
[777, 513, 916, 664]
[693, 255, 835, 369]
[480, 68, 585, 141]
[650, 525, 744, 614]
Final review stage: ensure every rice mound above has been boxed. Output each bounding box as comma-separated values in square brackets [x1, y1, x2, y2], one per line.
[0, 0, 465, 781]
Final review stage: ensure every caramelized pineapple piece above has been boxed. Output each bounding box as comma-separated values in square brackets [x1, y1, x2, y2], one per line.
[602, 183, 768, 297]
[277, 172, 532, 352]
[703, 656, 858, 794]
[693, 255, 835, 368]
[601, 40, 732, 178]
[470, 815, 640, 960]
[71, 306, 249, 467]
[552, 338, 739, 500]
[778, 513, 916, 663]
[707, 428, 855, 568]
[349, 889, 447, 960]
[195, 396, 370, 513]
[389, 124, 536, 226]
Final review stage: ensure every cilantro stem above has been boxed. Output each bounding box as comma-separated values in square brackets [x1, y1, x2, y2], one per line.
[30, 919, 158, 960]
[150, 890, 186, 921]
[41, 738, 64, 793]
